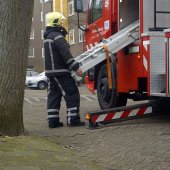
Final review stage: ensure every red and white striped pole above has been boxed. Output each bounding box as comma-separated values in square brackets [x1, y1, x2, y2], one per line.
[86, 102, 154, 128]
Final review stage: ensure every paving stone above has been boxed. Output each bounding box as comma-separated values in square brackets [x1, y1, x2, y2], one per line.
[23, 88, 170, 170]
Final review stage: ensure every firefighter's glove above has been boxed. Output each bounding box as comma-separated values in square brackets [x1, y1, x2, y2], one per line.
[76, 68, 82, 77]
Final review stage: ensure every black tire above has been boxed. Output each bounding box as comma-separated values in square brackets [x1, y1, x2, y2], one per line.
[97, 64, 127, 109]
[37, 81, 47, 90]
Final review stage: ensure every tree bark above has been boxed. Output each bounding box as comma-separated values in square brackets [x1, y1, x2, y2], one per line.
[0, 0, 34, 136]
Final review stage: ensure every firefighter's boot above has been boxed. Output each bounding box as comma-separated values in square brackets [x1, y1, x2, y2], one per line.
[67, 120, 85, 127]
[48, 118, 63, 128]
[67, 107, 85, 127]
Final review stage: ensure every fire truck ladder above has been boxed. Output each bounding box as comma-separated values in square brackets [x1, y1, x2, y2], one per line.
[72, 20, 139, 80]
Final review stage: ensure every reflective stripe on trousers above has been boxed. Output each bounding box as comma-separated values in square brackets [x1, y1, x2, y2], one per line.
[67, 107, 79, 124]
[47, 75, 80, 123]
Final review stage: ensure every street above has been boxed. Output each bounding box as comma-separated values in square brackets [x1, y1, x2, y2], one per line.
[23, 86, 170, 170]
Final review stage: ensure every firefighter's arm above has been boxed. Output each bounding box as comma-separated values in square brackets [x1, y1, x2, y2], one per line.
[54, 35, 79, 72]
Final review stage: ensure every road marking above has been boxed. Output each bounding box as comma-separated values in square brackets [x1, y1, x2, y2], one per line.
[33, 97, 40, 101]
[24, 95, 97, 104]
[81, 95, 93, 101]
[24, 98, 33, 104]
[41, 97, 47, 100]
[89, 95, 97, 99]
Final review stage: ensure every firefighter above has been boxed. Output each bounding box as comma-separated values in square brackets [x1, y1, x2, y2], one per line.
[44, 12, 85, 128]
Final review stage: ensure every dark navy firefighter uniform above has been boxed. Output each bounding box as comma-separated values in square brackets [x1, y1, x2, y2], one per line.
[44, 26, 84, 128]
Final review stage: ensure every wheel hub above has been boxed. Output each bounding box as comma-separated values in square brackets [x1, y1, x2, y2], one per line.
[99, 77, 111, 103]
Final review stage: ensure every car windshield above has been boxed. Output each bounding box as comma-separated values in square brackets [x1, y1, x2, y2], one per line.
[37, 72, 45, 76]
[26, 70, 39, 77]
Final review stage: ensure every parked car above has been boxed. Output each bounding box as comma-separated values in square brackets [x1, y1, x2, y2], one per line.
[27, 72, 48, 90]
[25, 70, 39, 86]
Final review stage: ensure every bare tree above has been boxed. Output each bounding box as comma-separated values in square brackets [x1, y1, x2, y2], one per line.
[0, 0, 34, 136]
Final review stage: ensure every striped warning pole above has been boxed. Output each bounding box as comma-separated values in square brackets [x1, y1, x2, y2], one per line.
[86, 101, 155, 128]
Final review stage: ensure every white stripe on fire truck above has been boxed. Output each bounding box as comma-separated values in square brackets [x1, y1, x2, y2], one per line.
[143, 40, 150, 51]
[112, 111, 124, 119]
[145, 106, 152, 114]
[94, 42, 98, 46]
[143, 56, 148, 71]
[93, 106, 152, 123]
[90, 44, 93, 49]
[142, 40, 150, 71]
[86, 45, 89, 51]
[95, 114, 107, 122]
[86, 42, 98, 51]
[129, 109, 139, 117]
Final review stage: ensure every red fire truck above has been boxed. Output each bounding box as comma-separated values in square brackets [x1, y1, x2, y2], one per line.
[74, 0, 170, 125]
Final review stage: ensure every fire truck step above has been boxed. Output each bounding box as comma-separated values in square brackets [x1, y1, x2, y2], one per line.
[85, 101, 157, 129]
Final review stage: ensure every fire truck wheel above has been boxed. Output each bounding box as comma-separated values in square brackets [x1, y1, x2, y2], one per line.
[97, 64, 127, 109]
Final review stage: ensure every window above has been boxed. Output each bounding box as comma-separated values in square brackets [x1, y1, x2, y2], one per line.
[68, 29, 75, 45]
[68, 0, 74, 16]
[88, 0, 102, 24]
[40, 0, 43, 3]
[42, 48, 44, 58]
[41, 11, 43, 21]
[79, 28, 84, 42]
[44, 0, 50, 3]
[28, 48, 34, 58]
[41, 30, 44, 39]
[30, 29, 34, 39]
[45, 12, 50, 26]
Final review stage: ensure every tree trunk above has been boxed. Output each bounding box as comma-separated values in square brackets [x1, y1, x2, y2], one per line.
[0, 0, 34, 136]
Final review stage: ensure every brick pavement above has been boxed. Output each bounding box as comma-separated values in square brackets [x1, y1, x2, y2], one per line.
[23, 87, 170, 170]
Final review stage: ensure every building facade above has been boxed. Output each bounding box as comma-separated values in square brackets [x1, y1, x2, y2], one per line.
[67, 0, 86, 57]
[28, 0, 52, 73]
[28, 0, 85, 72]
[28, 0, 42, 72]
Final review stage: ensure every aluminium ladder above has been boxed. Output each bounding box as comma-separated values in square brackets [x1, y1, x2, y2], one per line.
[72, 20, 140, 80]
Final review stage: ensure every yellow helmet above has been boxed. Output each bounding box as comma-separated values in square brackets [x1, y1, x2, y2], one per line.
[45, 12, 66, 27]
